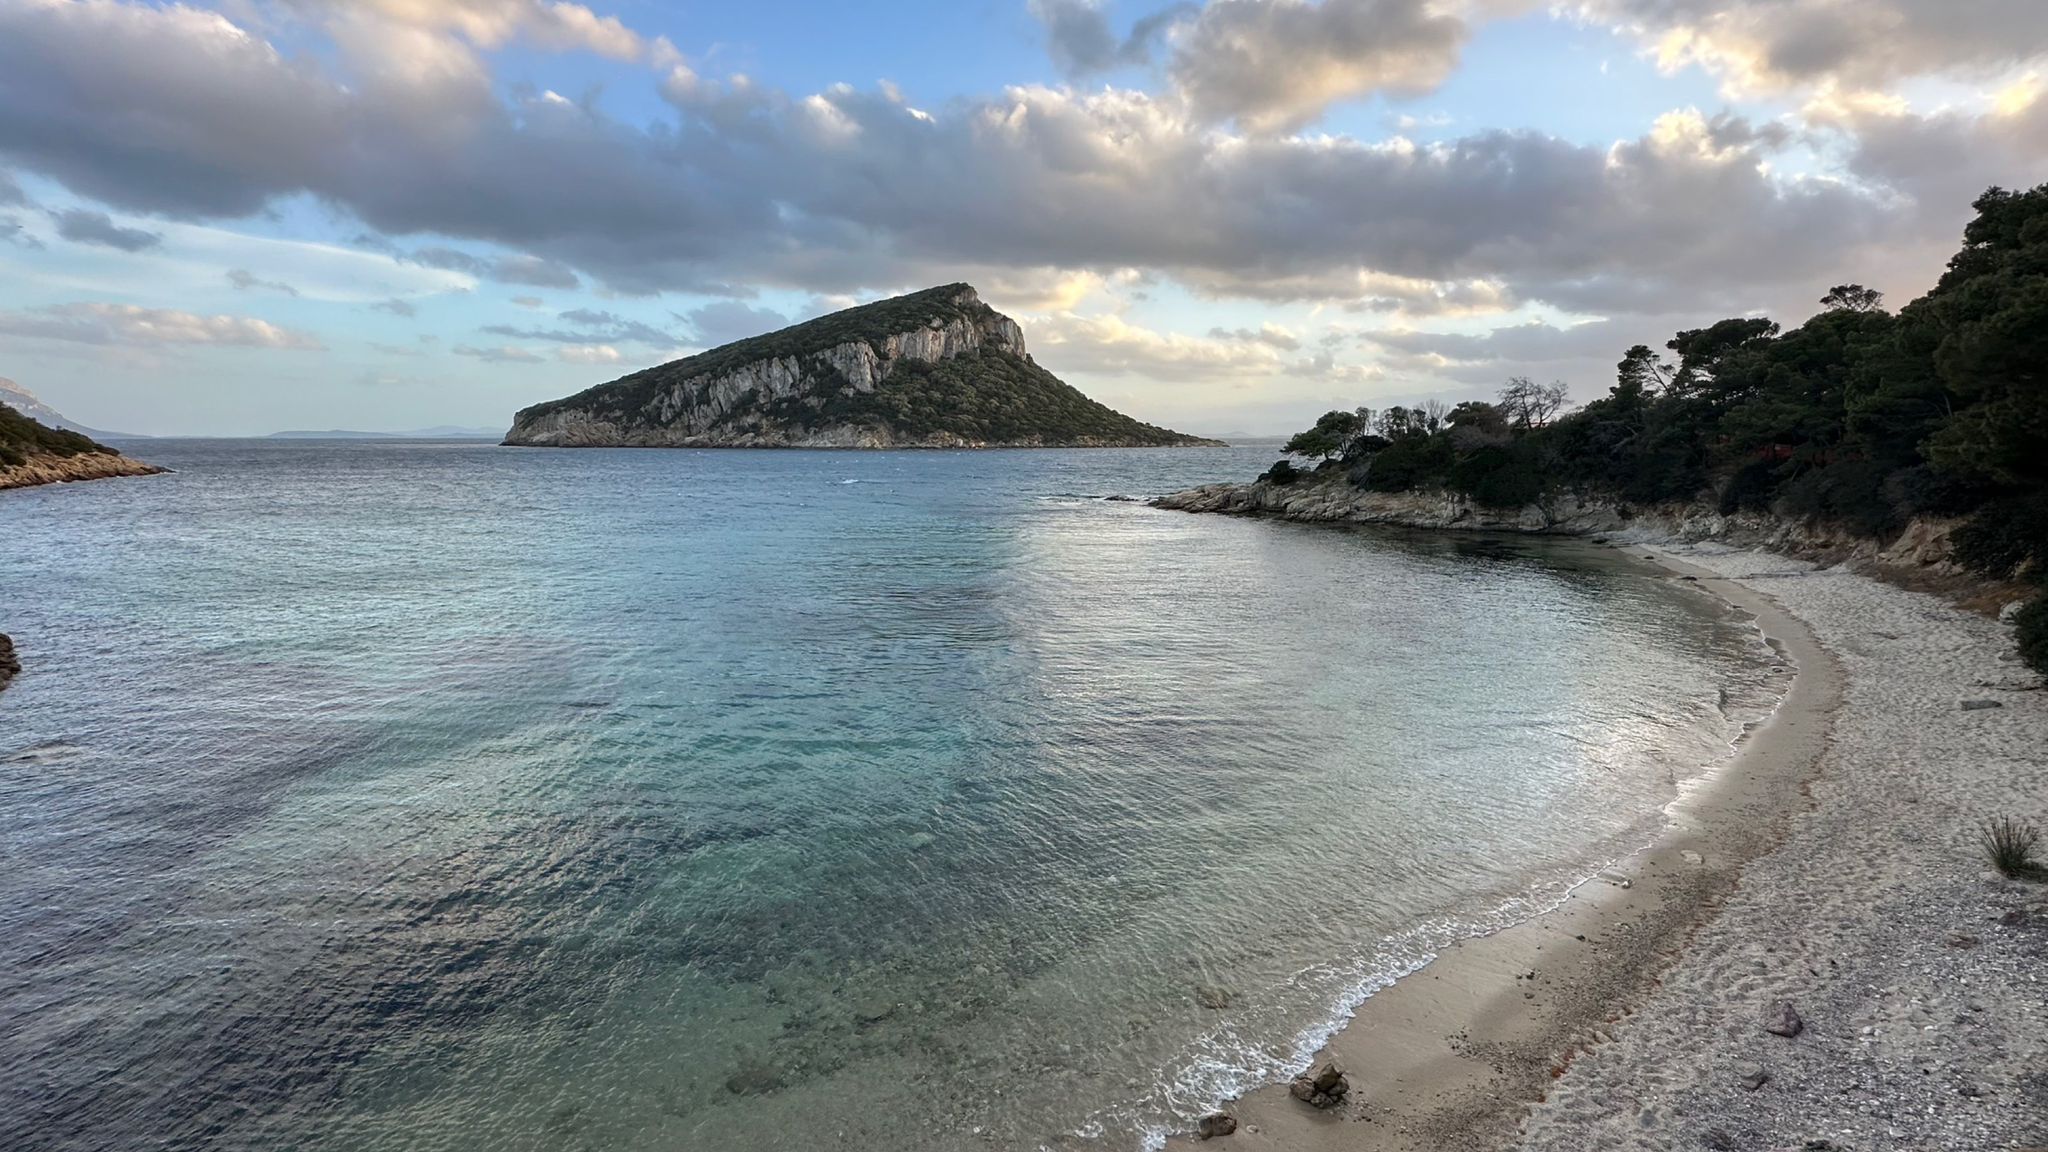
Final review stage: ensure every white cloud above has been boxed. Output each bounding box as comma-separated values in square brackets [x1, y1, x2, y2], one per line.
[0, 302, 324, 349]
[452, 342, 544, 363]
[554, 343, 622, 363]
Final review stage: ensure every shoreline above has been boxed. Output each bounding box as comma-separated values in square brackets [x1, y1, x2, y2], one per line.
[1150, 488, 2046, 1151]
[1161, 541, 1843, 1152]
[0, 449, 164, 492]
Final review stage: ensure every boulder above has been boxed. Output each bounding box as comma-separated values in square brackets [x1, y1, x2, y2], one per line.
[1195, 983, 1233, 1010]
[1960, 698, 2004, 711]
[1196, 1112, 1237, 1139]
[1739, 1062, 1770, 1091]
[0, 633, 16, 693]
[1764, 1001, 1804, 1038]
[1288, 1063, 1349, 1109]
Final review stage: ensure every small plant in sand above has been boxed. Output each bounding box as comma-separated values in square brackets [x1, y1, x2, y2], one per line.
[1980, 816, 2043, 879]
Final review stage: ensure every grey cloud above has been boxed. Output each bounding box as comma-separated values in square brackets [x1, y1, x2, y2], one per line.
[1166, 0, 1470, 132]
[226, 268, 301, 295]
[53, 207, 161, 251]
[679, 301, 790, 346]
[511, 295, 544, 308]
[1208, 324, 1301, 350]
[372, 298, 417, 317]
[410, 246, 582, 289]
[1031, 0, 1194, 75]
[482, 308, 676, 345]
[0, 168, 26, 206]
[0, 0, 2023, 324]
[1582, 0, 2048, 94]
[452, 343, 544, 363]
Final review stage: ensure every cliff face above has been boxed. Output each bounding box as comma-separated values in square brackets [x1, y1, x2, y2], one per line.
[503, 284, 1218, 448]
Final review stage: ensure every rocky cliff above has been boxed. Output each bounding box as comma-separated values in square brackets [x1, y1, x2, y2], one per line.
[1155, 473, 1977, 584]
[503, 284, 1219, 448]
[0, 403, 161, 492]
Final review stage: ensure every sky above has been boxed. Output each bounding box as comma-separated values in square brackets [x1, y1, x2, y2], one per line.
[0, 0, 2045, 437]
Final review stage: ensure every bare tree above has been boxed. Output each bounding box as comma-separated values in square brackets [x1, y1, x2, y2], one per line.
[1498, 377, 1572, 428]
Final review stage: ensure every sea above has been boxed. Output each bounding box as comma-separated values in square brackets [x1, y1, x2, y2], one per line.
[0, 439, 1789, 1152]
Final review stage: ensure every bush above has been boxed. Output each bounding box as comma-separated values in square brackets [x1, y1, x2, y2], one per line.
[1259, 459, 1302, 486]
[1980, 815, 2042, 878]
[2015, 596, 2048, 678]
[1718, 458, 1780, 514]
[1953, 495, 2048, 581]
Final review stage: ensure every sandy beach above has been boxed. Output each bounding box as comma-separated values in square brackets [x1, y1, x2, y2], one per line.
[1168, 537, 2047, 1152]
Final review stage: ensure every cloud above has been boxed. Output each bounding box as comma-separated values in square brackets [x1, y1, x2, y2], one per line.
[1208, 322, 1302, 350]
[554, 343, 623, 364]
[452, 342, 543, 363]
[1575, 0, 2048, 98]
[482, 307, 675, 345]
[510, 295, 544, 308]
[290, 0, 652, 61]
[0, 302, 324, 349]
[372, 297, 417, 317]
[225, 268, 300, 295]
[0, 168, 26, 206]
[1031, 0, 1194, 76]
[0, 0, 2036, 326]
[52, 207, 161, 251]
[677, 301, 789, 346]
[1031, 311, 1312, 381]
[1165, 0, 1471, 132]
[410, 247, 581, 289]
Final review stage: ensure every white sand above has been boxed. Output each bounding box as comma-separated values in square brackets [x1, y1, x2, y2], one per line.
[1517, 541, 2048, 1151]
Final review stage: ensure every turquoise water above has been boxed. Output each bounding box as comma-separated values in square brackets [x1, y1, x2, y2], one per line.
[0, 441, 1784, 1152]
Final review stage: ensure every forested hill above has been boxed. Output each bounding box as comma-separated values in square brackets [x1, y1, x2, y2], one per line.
[1262, 184, 2048, 673]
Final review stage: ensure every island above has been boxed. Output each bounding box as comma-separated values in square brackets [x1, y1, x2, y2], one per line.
[502, 284, 1221, 448]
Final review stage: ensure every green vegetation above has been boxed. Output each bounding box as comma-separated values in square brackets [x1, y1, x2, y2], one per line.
[2016, 596, 2048, 678]
[1980, 815, 2042, 879]
[1278, 184, 2048, 594]
[756, 347, 1207, 445]
[0, 403, 115, 467]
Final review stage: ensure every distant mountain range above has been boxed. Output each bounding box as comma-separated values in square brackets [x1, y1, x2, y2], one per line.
[267, 427, 502, 439]
[0, 377, 144, 440]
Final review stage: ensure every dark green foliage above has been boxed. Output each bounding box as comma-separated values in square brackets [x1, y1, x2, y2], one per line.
[1952, 495, 2048, 581]
[2015, 597, 2048, 678]
[1979, 814, 2042, 878]
[1284, 409, 1363, 460]
[759, 348, 1202, 445]
[1274, 184, 2048, 559]
[0, 404, 113, 467]
[1259, 459, 1302, 485]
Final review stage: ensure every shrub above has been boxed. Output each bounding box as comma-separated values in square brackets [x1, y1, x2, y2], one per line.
[1718, 458, 1780, 514]
[1980, 815, 2042, 878]
[1259, 459, 1302, 486]
[1953, 496, 2048, 581]
[2015, 596, 2048, 679]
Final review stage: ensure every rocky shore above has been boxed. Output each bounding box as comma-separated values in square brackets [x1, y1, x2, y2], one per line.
[0, 449, 163, 491]
[1153, 480, 2048, 1152]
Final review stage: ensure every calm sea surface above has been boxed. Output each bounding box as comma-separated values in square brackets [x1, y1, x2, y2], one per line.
[0, 440, 1785, 1152]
